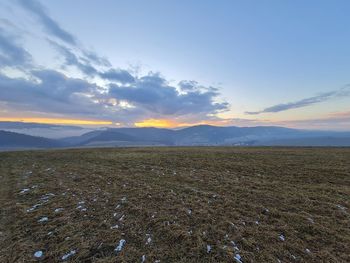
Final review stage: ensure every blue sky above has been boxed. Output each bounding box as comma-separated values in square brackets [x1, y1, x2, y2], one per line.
[0, 0, 350, 129]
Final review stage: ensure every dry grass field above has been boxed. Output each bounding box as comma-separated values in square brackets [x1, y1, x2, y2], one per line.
[0, 147, 349, 262]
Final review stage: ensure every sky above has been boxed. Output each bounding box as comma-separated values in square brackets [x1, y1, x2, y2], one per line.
[0, 0, 350, 130]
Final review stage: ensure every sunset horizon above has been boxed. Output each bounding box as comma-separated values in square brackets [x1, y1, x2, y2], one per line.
[1, 0, 350, 131]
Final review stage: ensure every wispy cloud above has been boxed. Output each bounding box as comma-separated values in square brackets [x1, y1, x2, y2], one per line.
[17, 0, 77, 45]
[0, 25, 32, 68]
[49, 40, 98, 75]
[245, 86, 350, 115]
[17, 0, 111, 70]
[100, 69, 135, 84]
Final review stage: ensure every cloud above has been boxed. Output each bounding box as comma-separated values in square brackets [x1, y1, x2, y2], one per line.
[82, 50, 111, 67]
[245, 85, 350, 115]
[17, 0, 76, 45]
[0, 0, 230, 126]
[17, 0, 112, 69]
[0, 26, 32, 68]
[109, 72, 229, 116]
[50, 41, 136, 83]
[0, 69, 104, 116]
[49, 41, 98, 75]
[100, 69, 135, 84]
[178, 80, 199, 91]
[0, 68, 229, 125]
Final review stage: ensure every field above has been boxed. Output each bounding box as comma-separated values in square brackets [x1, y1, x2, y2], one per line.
[0, 147, 349, 262]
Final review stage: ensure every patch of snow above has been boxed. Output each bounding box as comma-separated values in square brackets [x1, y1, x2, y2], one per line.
[54, 208, 64, 213]
[34, 250, 43, 258]
[234, 253, 243, 263]
[231, 241, 239, 251]
[40, 193, 55, 201]
[38, 217, 48, 223]
[141, 255, 146, 263]
[77, 205, 87, 211]
[307, 217, 314, 224]
[305, 248, 311, 254]
[146, 234, 152, 245]
[206, 245, 211, 253]
[27, 204, 41, 212]
[20, 188, 30, 194]
[115, 239, 126, 253]
[110, 224, 119, 229]
[262, 208, 269, 214]
[187, 209, 192, 215]
[278, 234, 285, 241]
[119, 215, 125, 221]
[255, 220, 259, 225]
[336, 204, 347, 213]
[121, 197, 127, 202]
[61, 250, 76, 261]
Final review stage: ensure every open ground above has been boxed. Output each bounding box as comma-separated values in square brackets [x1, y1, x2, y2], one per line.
[0, 147, 349, 262]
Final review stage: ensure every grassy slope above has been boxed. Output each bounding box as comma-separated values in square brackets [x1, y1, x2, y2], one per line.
[0, 147, 349, 262]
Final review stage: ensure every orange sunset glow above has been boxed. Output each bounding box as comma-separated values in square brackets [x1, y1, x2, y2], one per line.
[134, 118, 233, 128]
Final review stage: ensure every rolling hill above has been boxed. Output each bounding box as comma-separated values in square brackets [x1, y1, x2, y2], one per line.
[62, 125, 350, 147]
[0, 130, 65, 149]
[1, 125, 350, 149]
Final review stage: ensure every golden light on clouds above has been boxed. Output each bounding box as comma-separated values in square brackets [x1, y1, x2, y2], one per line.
[134, 118, 233, 128]
[134, 119, 176, 128]
[0, 117, 113, 126]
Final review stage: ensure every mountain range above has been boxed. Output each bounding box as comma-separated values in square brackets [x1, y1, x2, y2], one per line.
[1, 122, 350, 150]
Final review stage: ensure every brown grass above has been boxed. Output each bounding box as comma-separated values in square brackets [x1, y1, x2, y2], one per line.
[0, 147, 349, 262]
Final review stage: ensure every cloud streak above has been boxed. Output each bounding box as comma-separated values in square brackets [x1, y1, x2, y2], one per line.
[49, 41, 98, 75]
[17, 0, 77, 45]
[245, 86, 350, 115]
[0, 25, 32, 68]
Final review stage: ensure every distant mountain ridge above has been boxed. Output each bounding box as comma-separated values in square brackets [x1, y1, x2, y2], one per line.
[0, 121, 83, 129]
[1, 124, 350, 150]
[0, 130, 64, 149]
[0, 121, 92, 139]
[62, 125, 350, 147]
